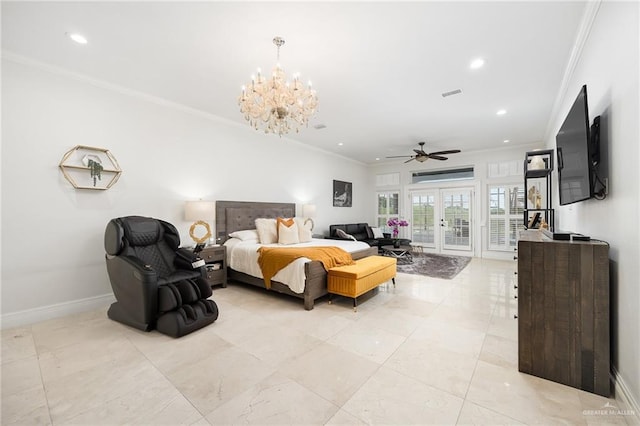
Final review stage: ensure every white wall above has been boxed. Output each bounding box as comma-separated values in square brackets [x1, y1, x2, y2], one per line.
[545, 1, 639, 413]
[0, 57, 371, 325]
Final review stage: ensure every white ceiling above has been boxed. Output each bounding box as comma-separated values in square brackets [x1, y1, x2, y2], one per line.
[1, 1, 587, 164]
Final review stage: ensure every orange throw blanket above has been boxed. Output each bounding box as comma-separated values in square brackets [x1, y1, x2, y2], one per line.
[257, 246, 355, 289]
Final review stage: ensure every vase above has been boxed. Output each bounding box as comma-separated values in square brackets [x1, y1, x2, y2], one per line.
[393, 240, 400, 248]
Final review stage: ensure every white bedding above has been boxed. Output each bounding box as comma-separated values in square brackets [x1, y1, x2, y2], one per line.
[224, 238, 370, 294]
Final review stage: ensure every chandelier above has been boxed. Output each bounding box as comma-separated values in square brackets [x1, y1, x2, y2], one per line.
[238, 37, 318, 136]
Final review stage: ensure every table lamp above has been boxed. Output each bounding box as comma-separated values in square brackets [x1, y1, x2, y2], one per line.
[184, 200, 216, 245]
[302, 204, 316, 231]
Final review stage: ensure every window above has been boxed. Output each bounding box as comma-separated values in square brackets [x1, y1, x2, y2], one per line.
[376, 191, 399, 233]
[376, 172, 400, 187]
[488, 184, 524, 250]
[411, 192, 436, 246]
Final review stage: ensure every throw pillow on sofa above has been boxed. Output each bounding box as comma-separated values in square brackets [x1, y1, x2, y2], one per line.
[370, 227, 385, 239]
[336, 229, 356, 241]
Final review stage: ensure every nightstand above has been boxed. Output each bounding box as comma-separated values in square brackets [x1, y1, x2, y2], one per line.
[199, 245, 227, 288]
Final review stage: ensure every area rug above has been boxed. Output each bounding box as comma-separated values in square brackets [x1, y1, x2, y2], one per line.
[396, 252, 472, 279]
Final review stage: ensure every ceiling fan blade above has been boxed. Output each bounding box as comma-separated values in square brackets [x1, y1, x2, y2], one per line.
[393, 143, 459, 162]
[428, 149, 461, 156]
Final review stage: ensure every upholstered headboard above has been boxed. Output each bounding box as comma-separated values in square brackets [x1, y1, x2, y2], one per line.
[215, 200, 296, 242]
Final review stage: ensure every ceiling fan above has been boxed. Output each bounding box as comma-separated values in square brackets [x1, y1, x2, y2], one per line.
[386, 142, 461, 163]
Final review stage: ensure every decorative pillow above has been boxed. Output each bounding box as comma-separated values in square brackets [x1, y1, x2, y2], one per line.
[294, 217, 313, 243]
[255, 218, 277, 244]
[365, 225, 375, 239]
[370, 227, 384, 239]
[336, 228, 357, 241]
[228, 229, 259, 241]
[277, 217, 300, 244]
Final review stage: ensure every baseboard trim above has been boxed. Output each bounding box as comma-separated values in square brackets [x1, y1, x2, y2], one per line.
[481, 250, 518, 261]
[1, 293, 115, 329]
[613, 367, 640, 423]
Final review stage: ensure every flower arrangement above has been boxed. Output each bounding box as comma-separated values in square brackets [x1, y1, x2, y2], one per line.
[387, 218, 409, 238]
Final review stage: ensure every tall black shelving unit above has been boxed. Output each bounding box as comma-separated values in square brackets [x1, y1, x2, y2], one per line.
[524, 149, 554, 231]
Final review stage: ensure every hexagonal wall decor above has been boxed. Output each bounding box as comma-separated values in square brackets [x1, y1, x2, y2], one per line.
[59, 145, 122, 190]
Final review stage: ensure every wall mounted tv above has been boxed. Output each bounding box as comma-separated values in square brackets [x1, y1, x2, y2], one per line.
[556, 84, 601, 206]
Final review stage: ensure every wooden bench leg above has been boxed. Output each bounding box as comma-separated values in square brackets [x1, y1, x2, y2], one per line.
[353, 297, 357, 312]
[392, 277, 396, 287]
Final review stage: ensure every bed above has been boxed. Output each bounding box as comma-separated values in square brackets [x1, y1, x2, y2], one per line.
[215, 200, 378, 310]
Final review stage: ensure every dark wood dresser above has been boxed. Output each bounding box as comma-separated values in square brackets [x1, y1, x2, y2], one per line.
[517, 230, 610, 396]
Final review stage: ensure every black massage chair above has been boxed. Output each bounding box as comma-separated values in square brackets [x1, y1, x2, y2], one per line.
[104, 216, 218, 337]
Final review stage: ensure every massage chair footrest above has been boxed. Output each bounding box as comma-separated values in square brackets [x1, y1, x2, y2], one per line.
[156, 299, 219, 338]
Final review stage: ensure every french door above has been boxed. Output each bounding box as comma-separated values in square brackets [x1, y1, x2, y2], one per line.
[410, 187, 473, 254]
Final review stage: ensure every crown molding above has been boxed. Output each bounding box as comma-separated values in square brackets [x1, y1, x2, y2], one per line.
[542, 0, 602, 143]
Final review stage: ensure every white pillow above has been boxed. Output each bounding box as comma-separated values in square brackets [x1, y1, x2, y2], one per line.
[277, 217, 300, 245]
[255, 218, 277, 244]
[294, 217, 313, 243]
[370, 227, 384, 238]
[228, 229, 259, 241]
[223, 237, 243, 251]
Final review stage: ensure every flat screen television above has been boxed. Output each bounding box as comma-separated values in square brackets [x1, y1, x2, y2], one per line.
[556, 85, 596, 205]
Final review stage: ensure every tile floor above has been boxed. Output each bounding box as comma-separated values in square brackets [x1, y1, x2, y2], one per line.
[2, 258, 638, 425]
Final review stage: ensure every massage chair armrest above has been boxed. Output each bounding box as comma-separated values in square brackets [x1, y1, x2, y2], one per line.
[106, 254, 159, 284]
[176, 247, 200, 261]
[105, 254, 159, 325]
[174, 248, 207, 278]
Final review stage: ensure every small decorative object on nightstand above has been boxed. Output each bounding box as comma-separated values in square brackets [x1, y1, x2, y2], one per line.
[185, 200, 216, 245]
[199, 245, 227, 288]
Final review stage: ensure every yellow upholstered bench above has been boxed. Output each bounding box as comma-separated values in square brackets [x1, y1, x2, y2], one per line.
[327, 255, 396, 311]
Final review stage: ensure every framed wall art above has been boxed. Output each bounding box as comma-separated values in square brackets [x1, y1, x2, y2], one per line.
[333, 180, 352, 207]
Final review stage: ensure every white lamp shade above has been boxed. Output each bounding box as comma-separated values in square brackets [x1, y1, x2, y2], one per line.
[184, 201, 215, 221]
[302, 204, 316, 218]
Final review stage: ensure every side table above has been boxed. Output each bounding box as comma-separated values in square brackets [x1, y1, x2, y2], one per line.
[381, 245, 414, 265]
[199, 245, 227, 288]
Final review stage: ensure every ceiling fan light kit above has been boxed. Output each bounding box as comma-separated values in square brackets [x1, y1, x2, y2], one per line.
[238, 37, 319, 136]
[386, 141, 461, 163]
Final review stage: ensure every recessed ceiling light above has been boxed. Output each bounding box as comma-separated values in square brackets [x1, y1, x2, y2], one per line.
[66, 32, 88, 44]
[470, 58, 485, 69]
[503, 139, 510, 143]
[337, 142, 344, 146]
[496, 109, 507, 116]
[375, 157, 380, 161]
